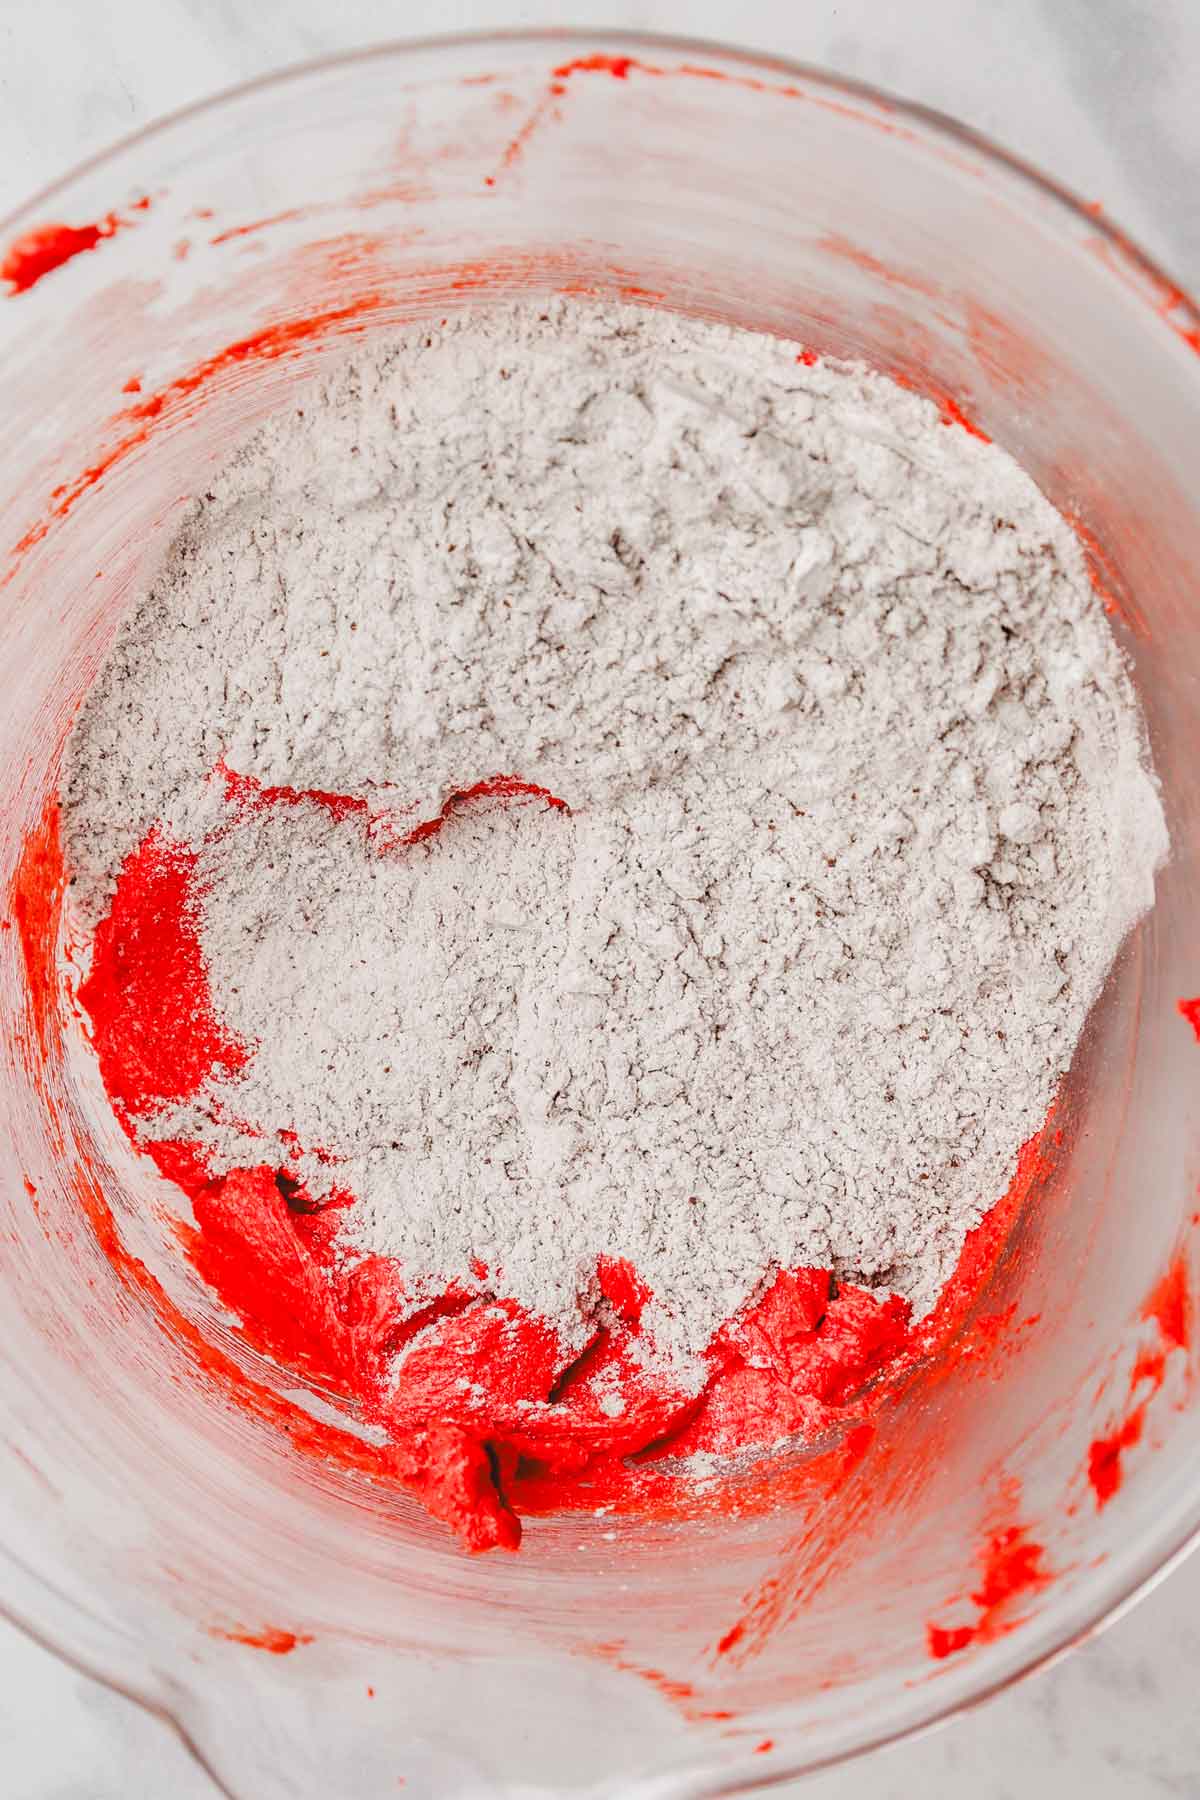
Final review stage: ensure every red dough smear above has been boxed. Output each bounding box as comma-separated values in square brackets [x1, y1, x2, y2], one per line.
[3, 217, 123, 294]
[79, 828, 248, 1118]
[926, 1523, 1050, 1658]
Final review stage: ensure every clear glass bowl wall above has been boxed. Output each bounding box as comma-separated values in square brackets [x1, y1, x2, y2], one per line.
[0, 34, 1198, 1800]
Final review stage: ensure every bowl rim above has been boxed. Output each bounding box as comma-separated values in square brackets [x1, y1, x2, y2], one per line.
[2, 27, 1199, 1798]
[4, 23, 1199, 363]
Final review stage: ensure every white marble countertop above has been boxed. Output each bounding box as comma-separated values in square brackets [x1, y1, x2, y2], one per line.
[2, 2, 1197, 1796]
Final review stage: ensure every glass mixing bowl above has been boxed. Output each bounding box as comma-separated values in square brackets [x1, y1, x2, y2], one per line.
[1, 31, 1198, 1800]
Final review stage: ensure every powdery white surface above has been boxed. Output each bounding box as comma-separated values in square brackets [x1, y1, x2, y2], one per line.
[63, 300, 1167, 1370]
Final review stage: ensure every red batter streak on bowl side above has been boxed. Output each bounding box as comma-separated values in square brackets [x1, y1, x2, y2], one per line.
[211, 1625, 313, 1654]
[1086, 1252, 1192, 1508]
[8, 801, 68, 1061]
[926, 1520, 1052, 1659]
[5, 293, 388, 574]
[1084, 229, 1200, 362]
[1063, 509, 1149, 636]
[208, 209, 309, 247]
[586, 1639, 743, 1725]
[2, 197, 150, 295]
[486, 50, 927, 191]
[1177, 996, 1200, 1043]
[702, 1127, 1053, 1673]
[817, 233, 939, 300]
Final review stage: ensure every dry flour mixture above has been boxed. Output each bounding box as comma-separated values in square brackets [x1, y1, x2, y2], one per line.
[63, 299, 1167, 1380]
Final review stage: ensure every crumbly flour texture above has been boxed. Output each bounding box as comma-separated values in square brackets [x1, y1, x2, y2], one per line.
[63, 299, 1167, 1375]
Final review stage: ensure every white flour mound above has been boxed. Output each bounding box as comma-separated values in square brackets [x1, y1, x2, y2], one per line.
[62, 299, 1167, 1374]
